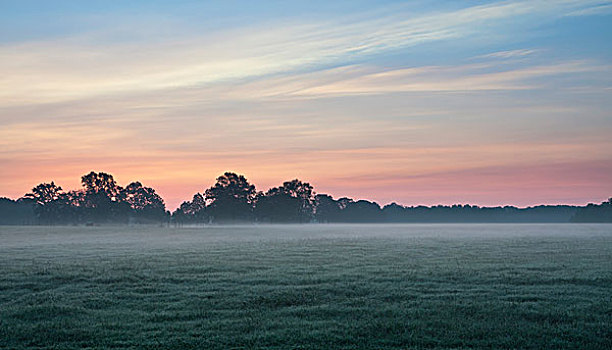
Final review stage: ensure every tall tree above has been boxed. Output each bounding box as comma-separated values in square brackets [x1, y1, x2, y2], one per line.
[81, 171, 120, 198]
[255, 188, 299, 222]
[122, 182, 164, 210]
[23, 182, 64, 224]
[255, 179, 315, 223]
[172, 193, 207, 224]
[122, 181, 166, 222]
[205, 172, 257, 222]
[25, 182, 63, 205]
[80, 171, 124, 222]
[280, 179, 315, 222]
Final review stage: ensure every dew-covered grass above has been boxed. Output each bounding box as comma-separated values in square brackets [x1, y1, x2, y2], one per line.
[1, 224, 611, 349]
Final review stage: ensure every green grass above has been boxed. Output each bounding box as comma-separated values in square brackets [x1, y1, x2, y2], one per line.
[1, 224, 611, 349]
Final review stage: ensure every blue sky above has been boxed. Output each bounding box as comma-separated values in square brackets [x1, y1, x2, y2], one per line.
[0, 0, 611, 208]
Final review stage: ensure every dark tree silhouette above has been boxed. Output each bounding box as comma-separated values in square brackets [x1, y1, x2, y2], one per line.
[279, 179, 315, 222]
[255, 188, 298, 222]
[81, 171, 120, 198]
[255, 179, 315, 223]
[24, 182, 64, 224]
[122, 182, 167, 223]
[25, 182, 63, 205]
[172, 193, 208, 225]
[341, 199, 382, 222]
[382, 202, 407, 222]
[571, 198, 612, 222]
[0, 197, 35, 225]
[80, 172, 125, 223]
[12, 172, 169, 225]
[190, 193, 207, 214]
[205, 172, 257, 223]
[314, 194, 341, 223]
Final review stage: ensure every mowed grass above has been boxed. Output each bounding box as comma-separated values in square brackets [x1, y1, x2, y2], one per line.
[0, 224, 611, 349]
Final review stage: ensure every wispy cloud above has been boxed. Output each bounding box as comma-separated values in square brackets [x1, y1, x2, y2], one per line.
[277, 60, 608, 97]
[474, 49, 540, 59]
[0, 0, 608, 106]
[565, 3, 612, 16]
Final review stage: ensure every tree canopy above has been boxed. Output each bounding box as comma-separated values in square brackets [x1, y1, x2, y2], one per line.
[205, 172, 257, 223]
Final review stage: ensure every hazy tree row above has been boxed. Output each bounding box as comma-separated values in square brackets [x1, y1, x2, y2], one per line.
[570, 198, 612, 223]
[1, 171, 611, 225]
[2, 172, 167, 225]
[174, 173, 315, 224]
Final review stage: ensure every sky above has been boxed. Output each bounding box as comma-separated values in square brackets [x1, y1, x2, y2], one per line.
[1, 0, 611, 210]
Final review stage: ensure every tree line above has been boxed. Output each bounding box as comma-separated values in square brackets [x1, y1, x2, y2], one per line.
[0, 171, 610, 225]
[1, 172, 167, 225]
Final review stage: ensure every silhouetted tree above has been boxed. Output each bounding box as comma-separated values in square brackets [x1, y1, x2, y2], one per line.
[280, 179, 315, 222]
[314, 195, 382, 223]
[314, 194, 341, 223]
[382, 202, 407, 222]
[24, 182, 64, 224]
[0, 197, 35, 225]
[122, 181, 167, 223]
[255, 179, 315, 223]
[50, 192, 83, 223]
[25, 182, 63, 205]
[571, 198, 612, 222]
[205, 172, 257, 223]
[80, 171, 126, 223]
[172, 193, 208, 225]
[81, 171, 120, 198]
[255, 188, 298, 222]
[341, 199, 382, 222]
[14, 173, 171, 224]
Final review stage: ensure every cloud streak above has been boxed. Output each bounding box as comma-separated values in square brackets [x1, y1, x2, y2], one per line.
[283, 61, 608, 97]
[0, 0, 608, 105]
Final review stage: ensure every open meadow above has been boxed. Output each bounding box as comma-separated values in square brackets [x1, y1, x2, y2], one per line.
[1, 224, 611, 349]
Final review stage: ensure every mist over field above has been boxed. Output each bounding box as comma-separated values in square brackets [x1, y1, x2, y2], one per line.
[2, 223, 611, 248]
[1, 224, 611, 349]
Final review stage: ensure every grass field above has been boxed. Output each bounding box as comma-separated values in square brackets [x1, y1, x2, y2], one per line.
[1, 224, 611, 349]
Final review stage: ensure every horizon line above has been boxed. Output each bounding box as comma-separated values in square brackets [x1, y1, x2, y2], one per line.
[2, 170, 610, 211]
